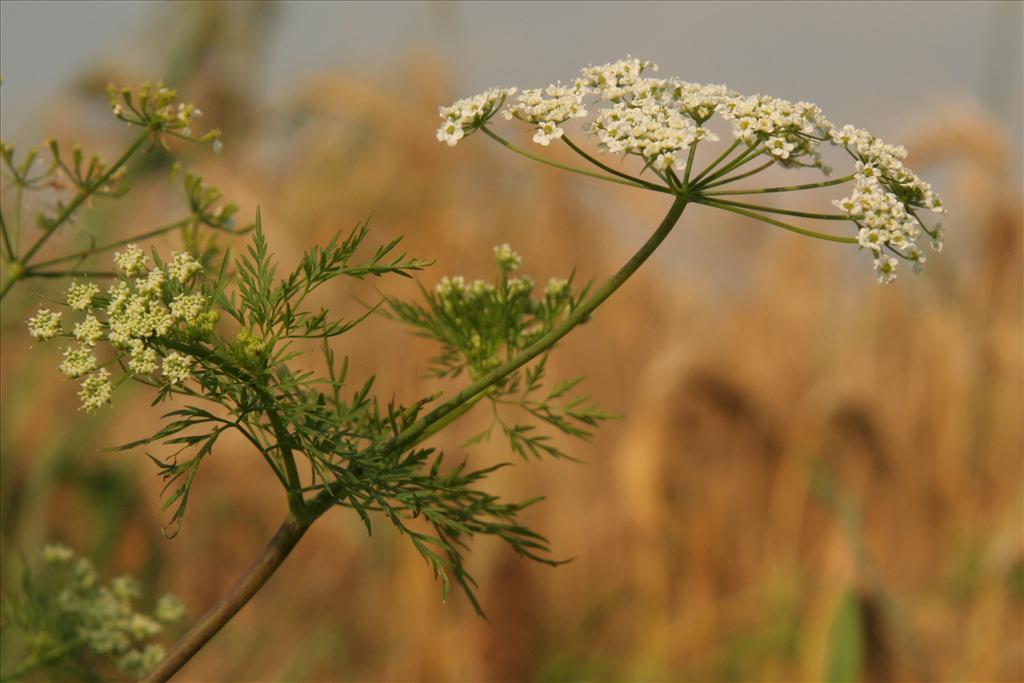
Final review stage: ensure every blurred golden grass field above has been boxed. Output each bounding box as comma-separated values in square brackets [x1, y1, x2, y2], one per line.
[1, 10, 1022, 682]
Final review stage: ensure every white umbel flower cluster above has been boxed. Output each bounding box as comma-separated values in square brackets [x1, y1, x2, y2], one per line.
[504, 83, 588, 145]
[435, 56, 946, 283]
[27, 246, 212, 412]
[828, 126, 945, 282]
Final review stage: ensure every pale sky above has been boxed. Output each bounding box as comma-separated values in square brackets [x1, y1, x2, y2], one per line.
[1, 1, 1021, 148]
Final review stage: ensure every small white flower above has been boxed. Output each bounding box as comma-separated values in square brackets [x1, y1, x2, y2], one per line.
[532, 121, 564, 146]
[436, 121, 465, 147]
[766, 136, 796, 159]
[468, 279, 495, 299]
[857, 228, 887, 252]
[111, 575, 142, 601]
[873, 255, 899, 284]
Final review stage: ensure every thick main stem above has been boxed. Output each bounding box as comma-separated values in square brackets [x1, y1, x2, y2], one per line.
[141, 514, 311, 683]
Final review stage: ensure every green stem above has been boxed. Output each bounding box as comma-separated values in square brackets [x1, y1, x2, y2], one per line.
[689, 138, 741, 186]
[0, 132, 150, 301]
[695, 197, 856, 244]
[413, 389, 491, 446]
[699, 159, 774, 189]
[702, 173, 856, 196]
[160, 338, 309, 521]
[30, 217, 192, 270]
[695, 143, 763, 187]
[703, 197, 850, 221]
[140, 514, 311, 683]
[26, 269, 117, 278]
[682, 143, 699, 188]
[20, 132, 149, 265]
[0, 261, 25, 299]
[480, 127, 671, 193]
[0, 209, 14, 260]
[265, 406, 308, 521]
[14, 184, 24, 255]
[0, 638, 84, 681]
[559, 134, 668, 192]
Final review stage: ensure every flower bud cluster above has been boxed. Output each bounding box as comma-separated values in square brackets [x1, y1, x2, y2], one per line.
[424, 245, 575, 379]
[28, 309, 62, 340]
[493, 243, 522, 272]
[26, 245, 212, 412]
[107, 81, 222, 150]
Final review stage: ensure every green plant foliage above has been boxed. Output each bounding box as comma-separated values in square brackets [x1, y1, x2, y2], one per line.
[0, 544, 184, 681]
[825, 588, 865, 683]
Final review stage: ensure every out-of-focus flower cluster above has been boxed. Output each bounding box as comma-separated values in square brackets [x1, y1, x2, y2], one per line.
[107, 81, 222, 152]
[435, 56, 946, 283]
[3, 543, 185, 679]
[27, 245, 214, 412]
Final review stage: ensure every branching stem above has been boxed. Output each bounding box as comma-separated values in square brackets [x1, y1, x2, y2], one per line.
[694, 197, 856, 243]
[702, 173, 856, 196]
[30, 217, 192, 270]
[337, 194, 690, 483]
[0, 132, 150, 300]
[480, 127, 672, 194]
[559, 134, 669, 192]
[145, 196, 690, 681]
